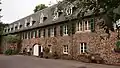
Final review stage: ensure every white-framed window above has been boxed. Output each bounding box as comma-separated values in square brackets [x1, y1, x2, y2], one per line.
[66, 4, 74, 16]
[50, 27, 54, 37]
[63, 25, 68, 36]
[63, 45, 68, 54]
[76, 20, 90, 33]
[80, 43, 87, 54]
[53, 7, 59, 21]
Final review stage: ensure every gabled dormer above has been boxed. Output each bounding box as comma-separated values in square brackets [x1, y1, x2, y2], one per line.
[53, 7, 59, 21]
[53, 7, 63, 21]
[65, 4, 74, 16]
[40, 13, 47, 24]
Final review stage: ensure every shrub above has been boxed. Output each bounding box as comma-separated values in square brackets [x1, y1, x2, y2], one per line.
[4, 49, 19, 55]
[4, 49, 13, 55]
[43, 47, 50, 58]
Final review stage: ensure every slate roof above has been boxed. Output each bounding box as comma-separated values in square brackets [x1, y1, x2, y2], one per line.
[3, 2, 101, 35]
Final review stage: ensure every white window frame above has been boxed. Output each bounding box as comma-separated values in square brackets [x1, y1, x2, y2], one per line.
[80, 43, 87, 54]
[63, 45, 68, 54]
[63, 25, 68, 36]
[53, 8, 59, 21]
[76, 20, 90, 33]
[50, 27, 54, 37]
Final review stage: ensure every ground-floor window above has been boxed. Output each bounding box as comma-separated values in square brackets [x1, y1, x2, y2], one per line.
[63, 45, 68, 54]
[80, 43, 87, 54]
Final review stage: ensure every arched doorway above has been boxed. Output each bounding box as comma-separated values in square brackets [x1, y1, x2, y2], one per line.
[33, 44, 43, 56]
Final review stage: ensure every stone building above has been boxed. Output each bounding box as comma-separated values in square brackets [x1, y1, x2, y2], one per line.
[1, 3, 120, 65]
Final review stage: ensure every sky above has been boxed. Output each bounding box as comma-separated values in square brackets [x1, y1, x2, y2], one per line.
[0, 0, 61, 24]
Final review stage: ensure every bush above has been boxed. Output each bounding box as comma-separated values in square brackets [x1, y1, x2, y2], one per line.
[4, 49, 19, 55]
[4, 49, 13, 55]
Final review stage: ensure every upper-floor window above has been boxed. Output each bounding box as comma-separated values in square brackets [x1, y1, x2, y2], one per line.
[80, 43, 87, 54]
[53, 7, 59, 21]
[4, 29, 7, 32]
[76, 20, 90, 32]
[65, 4, 74, 16]
[63, 25, 68, 36]
[48, 27, 56, 37]
[40, 13, 47, 24]
[15, 26, 18, 30]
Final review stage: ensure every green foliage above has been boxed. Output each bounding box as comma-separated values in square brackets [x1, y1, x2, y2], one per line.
[4, 49, 19, 55]
[4, 49, 13, 55]
[34, 4, 48, 13]
[116, 40, 120, 48]
[5, 35, 21, 43]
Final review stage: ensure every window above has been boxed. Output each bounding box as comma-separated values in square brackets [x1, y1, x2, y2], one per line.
[4, 29, 7, 32]
[15, 26, 18, 30]
[40, 13, 47, 23]
[41, 29, 45, 38]
[63, 45, 68, 54]
[63, 25, 68, 36]
[48, 27, 56, 37]
[11, 28, 13, 31]
[66, 4, 74, 16]
[53, 8, 59, 21]
[80, 43, 87, 54]
[19, 25, 22, 28]
[38, 30, 41, 38]
[76, 20, 90, 32]
[33, 31, 37, 38]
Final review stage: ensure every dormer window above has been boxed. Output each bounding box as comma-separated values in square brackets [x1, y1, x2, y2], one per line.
[4, 29, 7, 32]
[53, 7, 59, 21]
[11, 27, 13, 31]
[26, 22, 30, 26]
[32, 21, 36, 25]
[15, 26, 18, 30]
[8, 28, 10, 32]
[65, 4, 74, 16]
[20, 25, 22, 28]
[40, 13, 47, 24]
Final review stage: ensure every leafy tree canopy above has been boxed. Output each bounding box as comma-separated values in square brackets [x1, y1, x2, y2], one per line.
[34, 4, 48, 13]
[5, 35, 21, 43]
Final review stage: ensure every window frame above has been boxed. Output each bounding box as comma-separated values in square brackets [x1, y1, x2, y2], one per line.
[63, 45, 68, 54]
[80, 43, 87, 54]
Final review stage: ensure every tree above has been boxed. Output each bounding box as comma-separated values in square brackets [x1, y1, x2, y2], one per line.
[61, 0, 120, 34]
[34, 4, 48, 13]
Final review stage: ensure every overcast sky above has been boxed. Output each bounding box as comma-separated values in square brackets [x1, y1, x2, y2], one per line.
[1, 0, 61, 24]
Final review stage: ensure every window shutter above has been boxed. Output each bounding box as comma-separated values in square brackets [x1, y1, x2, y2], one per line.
[60, 25, 63, 36]
[48, 28, 50, 37]
[90, 18, 95, 32]
[54, 27, 56, 37]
